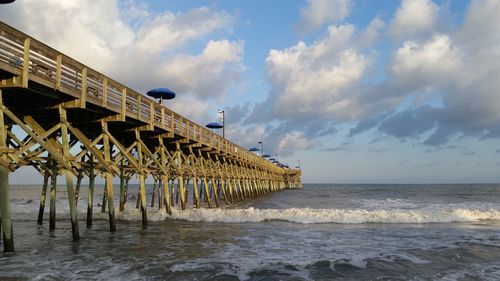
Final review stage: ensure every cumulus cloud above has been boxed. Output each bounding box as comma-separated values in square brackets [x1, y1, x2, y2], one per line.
[390, 35, 462, 84]
[297, 0, 353, 33]
[159, 40, 244, 99]
[135, 7, 234, 54]
[234, 19, 387, 156]
[265, 24, 370, 121]
[276, 131, 316, 154]
[244, 0, 500, 156]
[361, 1, 500, 146]
[0, 0, 242, 121]
[389, 0, 439, 40]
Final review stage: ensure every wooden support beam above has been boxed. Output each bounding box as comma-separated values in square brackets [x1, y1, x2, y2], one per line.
[1, 109, 75, 173]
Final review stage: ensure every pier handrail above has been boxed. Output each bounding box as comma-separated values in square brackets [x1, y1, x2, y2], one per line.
[0, 21, 296, 174]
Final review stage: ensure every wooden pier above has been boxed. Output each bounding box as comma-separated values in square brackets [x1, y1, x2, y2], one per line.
[0, 21, 301, 252]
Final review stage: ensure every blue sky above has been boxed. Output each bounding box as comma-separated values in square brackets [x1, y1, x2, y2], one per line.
[1, 0, 499, 183]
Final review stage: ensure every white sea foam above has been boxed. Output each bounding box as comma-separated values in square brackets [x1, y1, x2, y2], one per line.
[9, 198, 500, 224]
[167, 207, 500, 224]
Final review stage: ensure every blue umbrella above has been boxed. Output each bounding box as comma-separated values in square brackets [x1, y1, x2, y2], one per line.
[249, 147, 259, 152]
[0, 0, 15, 3]
[269, 158, 275, 161]
[262, 154, 271, 158]
[146, 88, 176, 102]
[206, 122, 224, 129]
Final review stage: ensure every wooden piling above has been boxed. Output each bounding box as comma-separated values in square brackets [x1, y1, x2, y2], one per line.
[60, 105, 79, 241]
[87, 156, 95, 228]
[0, 165, 14, 252]
[49, 161, 57, 231]
[158, 178, 162, 210]
[139, 174, 147, 228]
[163, 175, 171, 214]
[170, 180, 175, 208]
[64, 170, 80, 241]
[73, 171, 82, 207]
[101, 187, 107, 213]
[37, 171, 49, 224]
[150, 180, 157, 208]
[136, 186, 141, 209]
[119, 165, 126, 212]
[178, 176, 186, 210]
[193, 177, 200, 208]
[102, 121, 116, 232]
[203, 177, 211, 208]
[104, 172, 116, 232]
[211, 178, 220, 207]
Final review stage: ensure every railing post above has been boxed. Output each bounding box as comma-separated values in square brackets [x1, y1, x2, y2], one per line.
[161, 108, 165, 128]
[80, 67, 87, 108]
[102, 78, 108, 107]
[149, 101, 154, 130]
[136, 95, 141, 120]
[55, 55, 62, 90]
[21, 38, 31, 88]
[170, 112, 174, 132]
[121, 88, 127, 121]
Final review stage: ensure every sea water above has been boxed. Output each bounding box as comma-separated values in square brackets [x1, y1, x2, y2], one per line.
[1, 184, 500, 280]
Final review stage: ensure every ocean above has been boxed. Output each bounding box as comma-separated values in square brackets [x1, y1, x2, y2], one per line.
[1, 184, 500, 280]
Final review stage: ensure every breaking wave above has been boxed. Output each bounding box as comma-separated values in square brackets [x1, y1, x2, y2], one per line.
[11, 201, 500, 224]
[168, 207, 500, 224]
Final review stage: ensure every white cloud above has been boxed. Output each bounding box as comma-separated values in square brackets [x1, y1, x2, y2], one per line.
[390, 34, 462, 86]
[158, 40, 244, 99]
[354, 17, 386, 48]
[389, 0, 439, 41]
[168, 95, 213, 124]
[276, 131, 316, 154]
[266, 24, 369, 121]
[135, 7, 234, 55]
[297, 0, 353, 33]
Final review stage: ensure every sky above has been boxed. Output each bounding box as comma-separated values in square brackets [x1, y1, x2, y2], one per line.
[0, 0, 499, 184]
